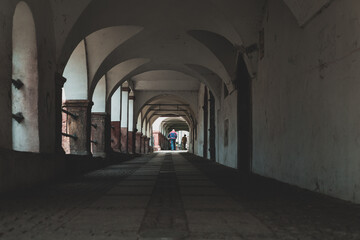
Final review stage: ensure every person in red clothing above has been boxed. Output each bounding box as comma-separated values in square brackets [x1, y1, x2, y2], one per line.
[167, 129, 178, 150]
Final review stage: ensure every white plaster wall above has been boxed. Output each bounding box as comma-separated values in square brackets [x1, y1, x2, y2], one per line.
[153, 117, 167, 132]
[195, 84, 205, 157]
[217, 87, 238, 169]
[136, 113, 142, 131]
[12, 2, 39, 153]
[111, 87, 121, 121]
[63, 40, 88, 100]
[142, 119, 147, 135]
[147, 122, 150, 137]
[85, 26, 143, 85]
[121, 90, 129, 128]
[253, 0, 360, 203]
[92, 76, 106, 112]
[128, 99, 134, 131]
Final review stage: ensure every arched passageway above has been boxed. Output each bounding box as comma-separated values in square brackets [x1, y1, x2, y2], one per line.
[3, 1, 360, 239]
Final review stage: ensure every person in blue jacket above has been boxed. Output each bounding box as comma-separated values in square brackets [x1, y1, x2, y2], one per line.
[168, 129, 178, 150]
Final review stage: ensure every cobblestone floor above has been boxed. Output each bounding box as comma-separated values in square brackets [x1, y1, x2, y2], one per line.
[0, 152, 359, 239]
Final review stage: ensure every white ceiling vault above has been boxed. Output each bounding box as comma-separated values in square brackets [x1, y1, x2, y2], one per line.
[54, 0, 333, 110]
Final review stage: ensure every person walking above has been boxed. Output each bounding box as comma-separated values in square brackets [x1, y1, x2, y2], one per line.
[168, 129, 178, 150]
[181, 134, 187, 150]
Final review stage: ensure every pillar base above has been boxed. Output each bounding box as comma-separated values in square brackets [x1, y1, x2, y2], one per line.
[120, 127, 128, 153]
[62, 100, 93, 156]
[128, 131, 134, 154]
[140, 136, 146, 154]
[93, 152, 107, 158]
[145, 137, 150, 154]
[91, 113, 110, 158]
[111, 121, 121, 152]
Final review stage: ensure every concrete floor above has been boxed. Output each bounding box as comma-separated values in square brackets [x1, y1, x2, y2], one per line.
[0, 152, 360, 240]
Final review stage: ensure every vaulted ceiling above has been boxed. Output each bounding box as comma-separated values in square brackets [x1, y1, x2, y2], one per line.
[55, 0, 332, 117]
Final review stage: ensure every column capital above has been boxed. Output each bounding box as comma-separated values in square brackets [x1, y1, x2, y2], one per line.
[121, 87, 131, 92]
[91, 112, 108, 117]
[63, 100, 94, 108]
[129, 96, 135, 100]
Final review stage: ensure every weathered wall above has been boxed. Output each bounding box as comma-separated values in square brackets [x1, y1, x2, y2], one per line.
[0, 0, 57, 152]
[27, 0, 57, 153]
[253, 0, 360, 203]
[195, 84, 205, 157]
[195, 83, 238, 167]
[217, 87, 238, 169]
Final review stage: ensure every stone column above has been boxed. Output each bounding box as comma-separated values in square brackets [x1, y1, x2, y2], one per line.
[141, 135, 146, 154]
[120, 87, 129, 153]
[111, 122, 121, 152]
[127, 96, 135, 154]
[55, 73, 66, 153]
[153, 131, 161, 151]
[62, 100, 93, 155]
[111, 87, 121, 152]
[145, 137, 150, 154]
[135, 132, 142, 154]
[91, 113, 110, 158]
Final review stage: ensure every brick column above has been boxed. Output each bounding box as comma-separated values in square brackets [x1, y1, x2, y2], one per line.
[111, 121, 121, 152]
[120, 87, 129, 153]
[91, 113, 110, 158]
[135, 132, 142, 154]
[62, 100, 93, 155]
[127, 96, 135, 154]
[111, 87, 121, 152]
[153, 131, 161, 151]
[140, 135, 146, 154]
[145, 137, 150, 154]
[128, 131, 134, 154]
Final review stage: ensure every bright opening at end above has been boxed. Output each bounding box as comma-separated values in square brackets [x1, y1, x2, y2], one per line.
[152, 117, 189, 152]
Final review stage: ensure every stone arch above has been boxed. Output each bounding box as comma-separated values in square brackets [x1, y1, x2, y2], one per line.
[108, 65, 221, 105]
[137, 94, 196, 129]
[62, 26, 144, 101]
[188, 30, 238, 86]
[12, 1, 39, 152]
[104, 58, 150, 101]
[63, 39, 88, 100]
[92, 75, 106, 113]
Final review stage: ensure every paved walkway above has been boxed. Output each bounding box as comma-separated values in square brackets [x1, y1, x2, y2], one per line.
[0, 152, 360, 239]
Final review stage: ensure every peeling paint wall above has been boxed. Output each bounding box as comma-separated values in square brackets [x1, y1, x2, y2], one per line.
[253, 0, 360, 203]
[217, 87, 238, 169]
[195, 83, 238, 168]
[0, 0, 57, 152]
